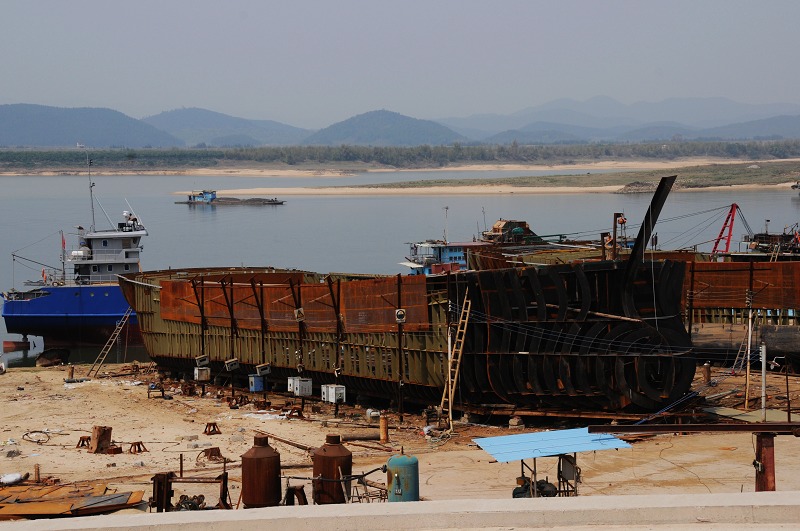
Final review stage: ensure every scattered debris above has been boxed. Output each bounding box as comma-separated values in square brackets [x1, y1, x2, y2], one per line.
[0, 479, 144, 519]
[129, 442, 148, 454]
[0, 473, 29, 486]
[22, 431, 50, 444]
[204, 422, 221, 435]
[197, 447, 225, 463]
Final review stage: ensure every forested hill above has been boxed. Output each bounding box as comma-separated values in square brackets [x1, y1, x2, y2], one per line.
[301, 110, 468, 146]
[0, 104, 182, 148]
[142, 107, 311, 147]
[5, 101, 800, 149]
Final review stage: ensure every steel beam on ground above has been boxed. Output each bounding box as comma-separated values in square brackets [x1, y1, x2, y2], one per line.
[588, 422, 800, 435]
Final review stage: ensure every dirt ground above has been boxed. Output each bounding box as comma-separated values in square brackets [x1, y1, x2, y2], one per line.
[2, 362, 800, 510]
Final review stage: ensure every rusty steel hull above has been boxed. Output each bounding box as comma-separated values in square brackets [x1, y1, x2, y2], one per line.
[685, 261, 800, 365]
[120, 257, 695, 412]
[469, 245, 800, 362]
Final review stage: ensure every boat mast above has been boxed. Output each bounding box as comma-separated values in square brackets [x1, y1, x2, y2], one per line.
[60, 229, 66, 283]
[85, 147, 96, 232]
[443, 206, 449, 244]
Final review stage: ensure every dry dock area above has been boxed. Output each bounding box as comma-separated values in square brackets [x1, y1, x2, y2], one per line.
[2, 363, 800, 526]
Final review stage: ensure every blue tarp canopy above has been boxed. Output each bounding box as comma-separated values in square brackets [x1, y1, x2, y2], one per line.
[473, 427, 631, 463]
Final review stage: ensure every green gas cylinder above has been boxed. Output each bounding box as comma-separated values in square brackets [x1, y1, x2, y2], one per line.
[386, 448, 419, 502]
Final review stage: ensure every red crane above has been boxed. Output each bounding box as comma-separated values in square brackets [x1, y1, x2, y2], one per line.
[711, 203, 739, 255]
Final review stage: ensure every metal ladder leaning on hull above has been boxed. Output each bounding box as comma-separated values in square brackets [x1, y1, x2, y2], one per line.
[87, 306, 133, 377]
[440, 291, 471, 432]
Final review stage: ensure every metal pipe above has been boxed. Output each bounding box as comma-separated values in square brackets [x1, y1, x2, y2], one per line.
[397, 273, 404, 423]
[744, 295, 753, 409]
[541, 303, 643, 323]
[340, 433, 380, 441]
[380, 414, 389, 443]
[255, 430, 315, 452]
[762, 343, 767, 422]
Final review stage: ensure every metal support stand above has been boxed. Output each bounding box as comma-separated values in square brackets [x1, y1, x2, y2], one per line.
[755, 433, 776, 492]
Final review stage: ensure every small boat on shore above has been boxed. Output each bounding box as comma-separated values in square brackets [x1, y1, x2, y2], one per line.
[175, 190, 285, 206]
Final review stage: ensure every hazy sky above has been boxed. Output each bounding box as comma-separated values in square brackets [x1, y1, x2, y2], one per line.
[3, 0, 799, 129]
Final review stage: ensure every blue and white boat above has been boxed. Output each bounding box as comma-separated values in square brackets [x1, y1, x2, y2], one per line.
[399, 219, 541, 275]
[400, 239, 489, 275]
[2, 179, 147, 348]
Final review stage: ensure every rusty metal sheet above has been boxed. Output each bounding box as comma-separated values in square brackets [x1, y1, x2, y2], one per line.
[160, 272, 307, 331]
[340, 275, 429, 332]
[0, 483, 144, 520]
[289, 282, 335, 333]
[686, 262, 800, 310]
[161, 274, 430, 333]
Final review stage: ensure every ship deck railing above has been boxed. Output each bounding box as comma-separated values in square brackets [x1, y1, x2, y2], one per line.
[34, 273, 128, 287]
[66, 248, 142, 263]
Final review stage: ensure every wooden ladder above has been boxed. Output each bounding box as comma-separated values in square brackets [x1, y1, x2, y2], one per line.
[731, 332, 750, 375]
[440, 291, 471, 432]
[87, 306, 133, 377]
[770, 244, 781, 262]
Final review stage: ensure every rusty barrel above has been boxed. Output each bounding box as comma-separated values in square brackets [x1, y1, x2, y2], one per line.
[240, 435, 281, 508]
[312, 434, 352, 504]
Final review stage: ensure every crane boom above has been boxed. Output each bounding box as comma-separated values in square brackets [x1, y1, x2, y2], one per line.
[711, 203, 739, 254]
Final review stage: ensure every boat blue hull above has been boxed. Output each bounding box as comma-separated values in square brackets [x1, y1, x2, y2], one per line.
[2, 284, 141, 347]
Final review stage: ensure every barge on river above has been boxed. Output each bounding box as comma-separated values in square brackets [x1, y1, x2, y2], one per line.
[175, 190, 285, 206]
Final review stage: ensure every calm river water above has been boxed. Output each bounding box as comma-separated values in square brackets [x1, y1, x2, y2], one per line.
[2, 169, 800, 361]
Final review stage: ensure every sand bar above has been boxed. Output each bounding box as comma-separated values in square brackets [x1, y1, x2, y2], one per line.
[203, 182, 795, 197]
[4, 156, 798, 179]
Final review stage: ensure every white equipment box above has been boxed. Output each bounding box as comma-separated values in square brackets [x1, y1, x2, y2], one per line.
[287, 377, 312, 397]
[321, 384, 346, 404]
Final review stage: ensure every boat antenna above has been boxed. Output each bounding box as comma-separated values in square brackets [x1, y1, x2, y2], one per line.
[443, 206, 449, 244]
[83, 145, 97, 232]
[93, 194, 116, 229]
[482, 206, 487, 232]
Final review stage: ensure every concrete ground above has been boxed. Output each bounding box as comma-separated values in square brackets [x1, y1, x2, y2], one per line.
[4, 492, 800, 530]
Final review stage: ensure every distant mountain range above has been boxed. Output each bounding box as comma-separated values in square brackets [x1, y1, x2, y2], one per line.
[301, 110, 468, 146]
[142, 107, 310, 146]
[2, 98, 800, 148]
[0, 104, 180, 148]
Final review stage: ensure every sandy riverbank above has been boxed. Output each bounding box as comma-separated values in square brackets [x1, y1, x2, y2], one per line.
[4, 156, 798, 196]
[207, 184, 626, 196]
[3, 156, 794, 179]
[2, 362, 800, 511]
[206, 182, 797, 197]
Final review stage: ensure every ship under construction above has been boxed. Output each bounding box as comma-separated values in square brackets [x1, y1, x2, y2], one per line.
[120, 177, 697, 413]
